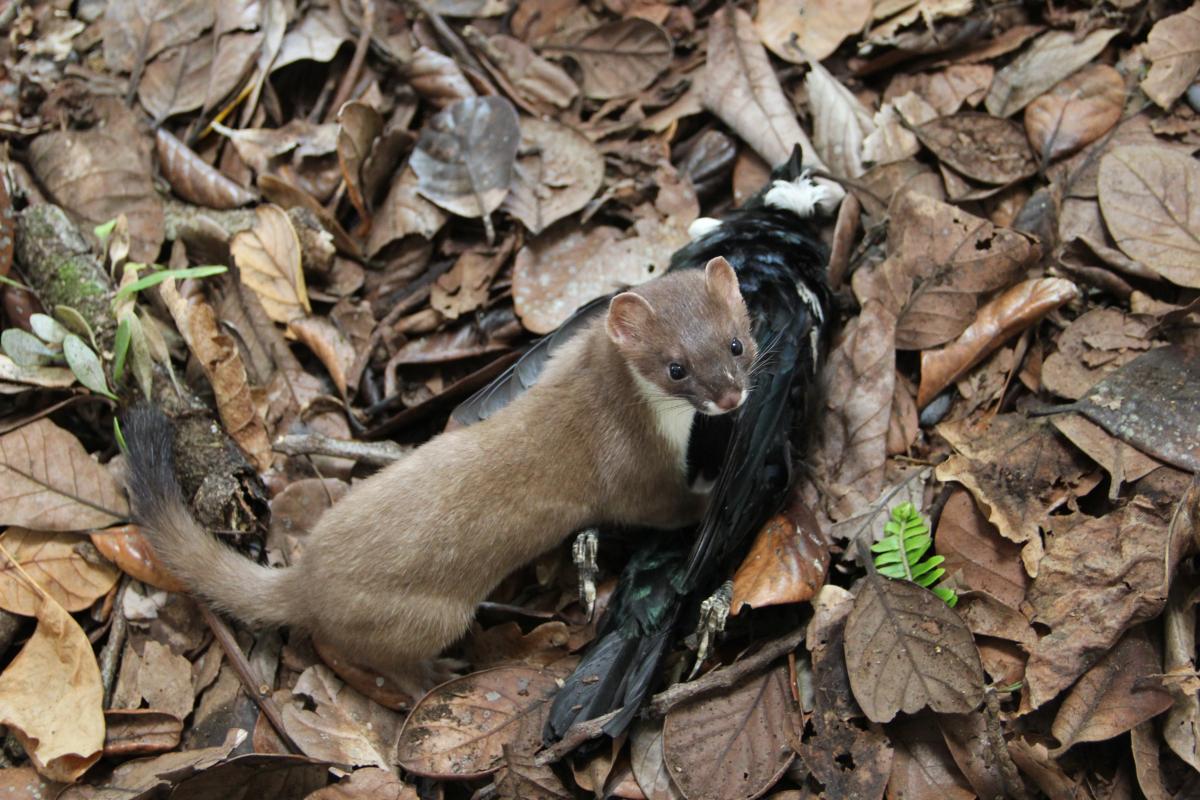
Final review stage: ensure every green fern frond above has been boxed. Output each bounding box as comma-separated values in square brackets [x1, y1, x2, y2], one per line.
[872, 502, 958, 607]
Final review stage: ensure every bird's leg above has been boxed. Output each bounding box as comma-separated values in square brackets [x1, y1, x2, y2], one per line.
[572, 529, 600, 621]
[688, 580, 733, 679]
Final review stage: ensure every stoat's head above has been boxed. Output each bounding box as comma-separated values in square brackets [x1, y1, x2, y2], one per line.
[606, 257, 757, 416]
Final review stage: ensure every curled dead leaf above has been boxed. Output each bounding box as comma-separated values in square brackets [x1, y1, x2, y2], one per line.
[730, 490, 829, 614]
[1024, 64, 1124, 162]
[231, 204, 312, 324]
[405, 46, 477, 109]
[0, 528, 119, 616]
[89, 524, 187, 593]
[368, 167, 448, 257]
[156, 129, 257, 209]
[807, 59, 875, 179]
[103, 709, 183, 757]
[917, 278, 1079, 408]
[336, 101, 384, 221]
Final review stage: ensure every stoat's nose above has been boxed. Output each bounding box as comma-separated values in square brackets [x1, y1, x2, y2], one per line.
[715, 388, 744, 412]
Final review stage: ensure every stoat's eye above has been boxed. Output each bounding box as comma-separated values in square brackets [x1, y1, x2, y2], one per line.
[668, 363, 686, 381]
[730, 338, 744, 356]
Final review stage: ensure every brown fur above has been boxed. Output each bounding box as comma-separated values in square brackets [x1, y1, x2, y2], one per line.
[123, 258, 756, 696]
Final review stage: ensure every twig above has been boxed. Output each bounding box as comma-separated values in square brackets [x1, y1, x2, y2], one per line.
[537, 625, 808, 764]
[328, 0, 376, 121]
[99, 579, 129, 707]
[196, 604, 301, 754]
[411, 0, 494, 84]
[273, 432, 409, 467]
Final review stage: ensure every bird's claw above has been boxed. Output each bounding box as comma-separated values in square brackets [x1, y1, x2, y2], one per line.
[573, 529, 599, 621]
[689, 580, 733, 679]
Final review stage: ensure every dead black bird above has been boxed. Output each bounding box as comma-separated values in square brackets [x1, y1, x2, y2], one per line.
[453, 145, 838, 744]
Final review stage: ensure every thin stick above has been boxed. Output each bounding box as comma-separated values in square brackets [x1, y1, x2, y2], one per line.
[273, 432, 409, 467]
[196, 604, 302, 754]
[328, 0, 376, 121]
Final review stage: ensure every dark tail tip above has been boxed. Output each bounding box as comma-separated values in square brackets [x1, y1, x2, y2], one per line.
[120, 406, 184, 516]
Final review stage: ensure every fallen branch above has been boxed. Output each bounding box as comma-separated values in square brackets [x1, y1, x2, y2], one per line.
[274, 431, 409, 467]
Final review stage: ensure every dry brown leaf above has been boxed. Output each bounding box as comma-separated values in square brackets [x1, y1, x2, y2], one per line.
[844, 574, 985, 723]
[807, 58, 875, 179]
[630, 720, 682, 800]
[112, 639, 194, 722]
[934, 489, 1029, 611]
[308, 766, 417, 800]
[985, 28, 1120, 117]
[138, 32, 262, 120]
[853, 191, 1035, 350]
[0, 529, 119, 616]
[288, 316, 357, 397]
[935, 415, 1092, 570]
[917, 278, 1079, 407]
[102, 0, 214, 72]
[886, 717, 976, 800]
[473, 33, 578, 109]
[156, 276, 273, 472]
[28, 105, 164, 263]
[337, 101, 383, 221]
[0, 355, 75, 392]
[431, 243, 513, 321]
[703, 6, 821, 168]
[1141, 3, 1200, 109]
[462, 621, 572, 670]
[274, 6, 351, 69]
[155, 128, 257, 209]
[282, 665, 403, 769]
[882, 65, 995, 116]
[1050, 414, 1163, 488]
[396, 666, 559, 778]
[90, 526, 186, 593]
[1098, 144, 1200, 288]
[0, 418, 127, 531]
[544, 19, 671, 100]
[367, 166, 448, 257]
[1024, 471, 1191, 709]
[103, 709, 182, 757]
[662, 666, 798, 800]
[1051, 626, 1174, 754]
[1131, 720, 1174, 800]
[1040, 308, 1155, 400]
[730, 490, 829, 614]
[1024, 64, 1124, 162]
[231, 204, 311, 324]
[411, 96, 521, 222]
[502, 117, 604, 235]
[915, 113, 1036, 185]
[754, 0, 872, 62]
[938, 712, 1022, 800]
[0, 587, 103, 782]
[0, 766, 64, 798]
[405, 46, 477, 109]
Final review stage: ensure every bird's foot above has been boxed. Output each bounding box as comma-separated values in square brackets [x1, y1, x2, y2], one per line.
[688, 580, 733, 679]
[572, 529, 600, 621]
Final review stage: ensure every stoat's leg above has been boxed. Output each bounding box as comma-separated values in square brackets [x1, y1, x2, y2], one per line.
[763, 170, 844, 219]
[688, 580, 733, 679]
[572, 529, 600, 620]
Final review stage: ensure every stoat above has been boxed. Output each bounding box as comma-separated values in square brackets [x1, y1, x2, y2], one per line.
[122, 257, 758, 697]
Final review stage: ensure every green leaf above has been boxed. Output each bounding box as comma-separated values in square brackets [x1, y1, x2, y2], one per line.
[932, 587, 958, 607]
[63, 334, 116, 400]
[1, 328, 59, 367]
[29, 313, 69, 344]
[0, 274, 29, 290]
[94, 218, 118, 243]
[873, 502, 958, 607]
[113, 316, 132, 382]
[113, 265, 228, 302]
[113, 417, 127, 452]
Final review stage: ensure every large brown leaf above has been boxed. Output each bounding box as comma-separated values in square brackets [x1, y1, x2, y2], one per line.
[985, 28, 1119, 117]
[155, 128, 257, 209]
[1051, 626, 1174, 753]
[629, 720, 681, 800]
[915, 113, 1036, 184]
[1040, 307, 1155, 400]
[1141, 3, 1200, 109]
[754, 0, 872, 62]
[934, 489, 1029, 611]
[852, 191, 1034, 350]
[336, 101, 384, 220]
[502, 117, 604, 235]
[0, 528, 119, 616]
[543, 19, 671, 100]
[396, 667, 559, 779]
[102, 0, 214, 72]
[138, 32, 262, 120]
[1098, 144, 1200, 288]
[367, 167, 448, 257]
[730, 493, 829, 614]
[844, 575, 985, 723]
[702, 6, 820, 168]
[807, 59, 875, 179]
[231, 204, 312, 324]
[662, 666, 798, 800]
[0, 588, 103, 782]
[1024, 64, 1124, 162]
[411, 96, 521, 222]
[0, 419, 127, 531]
[281, 665, 403, 770]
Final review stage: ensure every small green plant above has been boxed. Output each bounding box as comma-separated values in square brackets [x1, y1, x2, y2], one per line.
[871, 502, 958, 607]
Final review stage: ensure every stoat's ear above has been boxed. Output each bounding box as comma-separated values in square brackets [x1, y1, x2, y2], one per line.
[704, 256, 742, 308]
[606, 292, 655, 347]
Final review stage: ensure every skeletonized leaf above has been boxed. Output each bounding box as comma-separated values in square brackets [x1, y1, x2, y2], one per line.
[806, 59, 875, 179]
[0, 419, 127, 530]
[844, 574, 985, 723]
[155, 128, 257, 209]
[917, 278, 1079, 407]
[985, 28, 1120, 117]
[703, 6, 821, 168]
[662, 666, 798, 800]
[62, 335, 114, 400]
[544, 19, 671, 100]
[915, 113, 1036, 184]
[755, 0, 872, 62]
[502, 117, 604, 235]
[231, 204, 311, 324]
[0, 588, 104, 782]
[1024, 64, 1124, 162]
[0, 529, 119, 616]
[411, 96, 521, 220]
[1098, 144, 1200, 288]
[1141, 3, 1200, 109]
[1051, 626, 1174, 754]
[396, 667, 559, 779]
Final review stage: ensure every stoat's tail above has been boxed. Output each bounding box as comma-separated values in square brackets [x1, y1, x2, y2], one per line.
[121, 407, 297, 629]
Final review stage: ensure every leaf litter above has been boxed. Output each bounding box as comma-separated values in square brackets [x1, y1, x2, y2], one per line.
[1, 0, 1200, 797]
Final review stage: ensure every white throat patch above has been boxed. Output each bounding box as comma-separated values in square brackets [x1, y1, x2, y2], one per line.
[632, 372, 695, 469]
